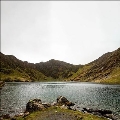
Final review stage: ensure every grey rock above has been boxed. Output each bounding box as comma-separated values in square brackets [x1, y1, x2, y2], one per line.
[57, 96, 75, 107]
[26, 99, 45, 112]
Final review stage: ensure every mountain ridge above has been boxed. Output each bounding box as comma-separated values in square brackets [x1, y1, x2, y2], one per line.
[0, 52, 81, 82]
[68, 48, 120, 84]
[0, 48, 120, 84]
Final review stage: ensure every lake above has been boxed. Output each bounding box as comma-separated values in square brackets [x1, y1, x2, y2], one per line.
[0, 82, 120, 117]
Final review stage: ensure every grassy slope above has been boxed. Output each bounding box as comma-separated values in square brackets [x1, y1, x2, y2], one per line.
[13, 107, 107, 120]
[0, 68, 51, 82]
[66, 65, 92, 81]
[0, 52, 52, 82]
[1, 48, 120, 84]
[94, 67, 120, 84]
[68, 65, 120, 84]
[67, 48, 120, 84]
[0, 53, 79, 82]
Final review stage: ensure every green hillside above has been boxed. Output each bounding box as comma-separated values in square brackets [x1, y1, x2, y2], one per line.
[0, 53, 49, 82]
[0, 48, 120, 84]
[0, 53, 80, 82]
[68, 48, 120, 84]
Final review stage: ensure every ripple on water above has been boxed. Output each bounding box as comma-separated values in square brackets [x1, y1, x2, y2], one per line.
[0, 82, 120, 116]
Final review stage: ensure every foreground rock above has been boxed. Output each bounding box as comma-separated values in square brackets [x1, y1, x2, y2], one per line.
[25, 97, 117, 120]
[25, 96, 74, 113]
[1, 97, 118, 120]
[57, 96, 75, 108]
[26, 99, 51, 112]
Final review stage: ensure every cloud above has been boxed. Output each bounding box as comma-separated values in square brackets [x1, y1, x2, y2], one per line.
[1, 1, 120, 64]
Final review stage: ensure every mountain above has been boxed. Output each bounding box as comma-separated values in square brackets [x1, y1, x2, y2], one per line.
[0, 52, 48, 82]
[35, 59, 81, 79]
[0, 48, 120, 84]
[69, 48, 120, 84]
[0, 53, 81, 82]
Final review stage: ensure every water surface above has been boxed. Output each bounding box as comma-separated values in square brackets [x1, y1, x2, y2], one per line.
[0, 82, 120, 117]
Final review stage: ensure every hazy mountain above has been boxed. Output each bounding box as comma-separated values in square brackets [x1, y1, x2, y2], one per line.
[0, 48, 120, 84]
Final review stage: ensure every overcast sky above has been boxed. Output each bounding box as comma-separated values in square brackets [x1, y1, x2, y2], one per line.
[1, 1, 120, 65]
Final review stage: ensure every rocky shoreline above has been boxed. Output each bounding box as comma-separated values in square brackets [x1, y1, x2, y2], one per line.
[0, 96, 119, 120]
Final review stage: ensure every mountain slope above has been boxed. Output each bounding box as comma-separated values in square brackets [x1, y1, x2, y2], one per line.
[0, 48, 120, 84]
[0, 52, 48, 82]
[69, 48, 120, 84]
[0, 53, 80, 82]
[35, 59, 81, 79]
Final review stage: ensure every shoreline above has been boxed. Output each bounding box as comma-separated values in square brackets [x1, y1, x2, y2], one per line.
[1, 81, 120, 85]
[0, 97, 119, 120]
[0, 81, 120, 117]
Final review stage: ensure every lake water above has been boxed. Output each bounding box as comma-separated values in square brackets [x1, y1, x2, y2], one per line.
[0, 82, 120, 117]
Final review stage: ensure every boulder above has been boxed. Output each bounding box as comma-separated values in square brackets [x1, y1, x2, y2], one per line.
[57, 96, 75, 107]
[57, 96, 69, 104]
[26, 99, 45, 112]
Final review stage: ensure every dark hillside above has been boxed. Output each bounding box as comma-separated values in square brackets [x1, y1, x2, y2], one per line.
[35, 59, 81, 79]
